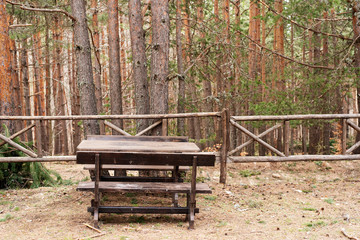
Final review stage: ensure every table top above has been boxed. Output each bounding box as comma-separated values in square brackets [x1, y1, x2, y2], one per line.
[77, 139, 200, 153]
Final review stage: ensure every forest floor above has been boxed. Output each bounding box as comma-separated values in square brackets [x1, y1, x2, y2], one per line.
[0, 160, 360, 240]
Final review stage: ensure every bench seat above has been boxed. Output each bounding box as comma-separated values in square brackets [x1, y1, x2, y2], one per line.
[83, 164, 190, 171]
[87, 206, 200, 214]
[77, 181, 212, 194]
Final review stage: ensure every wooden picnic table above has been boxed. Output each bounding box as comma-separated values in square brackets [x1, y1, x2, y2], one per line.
[76, 136, 215, 229]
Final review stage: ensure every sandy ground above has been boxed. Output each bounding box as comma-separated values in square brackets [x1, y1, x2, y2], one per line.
[0, 161, 360, 240]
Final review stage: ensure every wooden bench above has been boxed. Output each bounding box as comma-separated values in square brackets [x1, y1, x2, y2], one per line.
[76, 151, 215, 229]
[85, 135, 190, 181]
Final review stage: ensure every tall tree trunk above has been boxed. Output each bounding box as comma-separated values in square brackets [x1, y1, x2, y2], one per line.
[129, 0, 150, 132]
[0, 0, 13, 130]
[350, 2, 360, 154]
[70, 33, 81, 151]
[108, 0, 123, 131]
[150, 0, 169, 135]
[70, 0, 100, 136]
[234, 0, 242, 151]
[176, 0, 185, 135]
[91, 0, 104, 134]
[214, 0, 222, 143]
[309, 20, 322, 154]
[45, 17, 53, 153]
[322, 11, 330, 155]
[182, 0, 194, 138]
[248, 0, 261, 155]
[20, 39, 33, 141]
[259, 2, 267, 156]
[9, 15, 22, 133]
[32, 32, 46, 152]
[53, 14, 68, 154]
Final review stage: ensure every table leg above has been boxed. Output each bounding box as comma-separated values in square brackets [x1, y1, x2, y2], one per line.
[94, 153, 100, 229]
[189, 156, 197, 229]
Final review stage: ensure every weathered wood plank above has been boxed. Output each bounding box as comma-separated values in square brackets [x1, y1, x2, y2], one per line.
[87, 206, 200, 214]
[0, 123, 35, 147]
[0, 112, 221, 120]
[230, 119, 285, 157]
[77, 140, 200, 152]
[99, 176, 183, 182]
[86, 135, 188, 142]
[228, 123, 281, 156]
[83, 164, 189, 171]
[104, 121, 132, 136]
[0, 156, 76, 163]
[135, 120, 162, 136]
[76, 151, 215, 166]
[77, 181, 212, 194]
[230, 154, 360, 162]
[0, 133, 37, 158]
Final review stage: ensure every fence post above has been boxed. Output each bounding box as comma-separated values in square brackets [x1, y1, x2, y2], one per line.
[35, 120, 43, 157]
[220, 108, 230, 184]
[284, 120, 290, 156]
[162, 119, 168, 136]
[342, 119, 347, 154]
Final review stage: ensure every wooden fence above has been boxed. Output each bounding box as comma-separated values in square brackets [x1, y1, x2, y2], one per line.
[2, 109, 360, 184]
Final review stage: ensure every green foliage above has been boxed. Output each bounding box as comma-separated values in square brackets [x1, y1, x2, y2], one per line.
[0, 125, 62, 189]
[239, 169, 261, 177]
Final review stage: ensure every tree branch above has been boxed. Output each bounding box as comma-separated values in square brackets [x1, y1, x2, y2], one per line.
[257, 0, 352, 41]
[6, 0, 76, 22]
[236, 29, 334, 70]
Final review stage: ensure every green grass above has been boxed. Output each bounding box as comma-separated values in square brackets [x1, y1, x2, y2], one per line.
[302, 207, 316, 211]
[204, 195, 217, 201]
[0, 200, 11, 205]
[239, 170, 261, 177]
[304, 221, 326, 228]
[247, 200, 263, 208]
[216, 221, 228, 227]
[0, 214, 13, 222]
[324, 198, 334, 204]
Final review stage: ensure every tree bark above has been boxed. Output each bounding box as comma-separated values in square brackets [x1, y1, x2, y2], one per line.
[0, 0, 13, 130]
[70, 0, 100, 136]
[129, 0, 150, 132]
[150, 0, 169, 135]
[53, 14, 68, 155]
[309, 20, 322, 154]
[176, 0, 185, 136]
[45, 17, 53, 153]
[350, 2, 360, 154]
[214, 0, 222, 143]
[8, 13, 22, 133]
[107, 0, 123, 131]
[20, 38, 32, 141]
[91, 0, 103, 134]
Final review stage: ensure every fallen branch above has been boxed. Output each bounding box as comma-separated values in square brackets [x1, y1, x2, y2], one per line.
[78, 232, 106, 240]
[9, 24, 32, 28]
[341, 228, 359, 240]
[83, 223, 102, 233]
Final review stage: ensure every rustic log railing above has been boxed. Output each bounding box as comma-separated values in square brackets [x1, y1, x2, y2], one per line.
[0, 112, 222, 162]
[2, 110, 360, 184]
[227, 112, 360, 184]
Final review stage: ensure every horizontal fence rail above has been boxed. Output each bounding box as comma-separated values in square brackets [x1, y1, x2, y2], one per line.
[2, 110, 360, 184]
[0, 112, 223, 165]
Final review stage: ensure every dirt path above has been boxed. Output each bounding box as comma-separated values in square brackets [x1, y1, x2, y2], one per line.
[0, 161, 359, 239]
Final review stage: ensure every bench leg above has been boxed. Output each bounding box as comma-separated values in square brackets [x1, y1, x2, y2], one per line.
[93, 153, 101, 229]
[172, 166, 180, 207]
[94, 208, 99, 229]
[188, 156, 197, 230]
